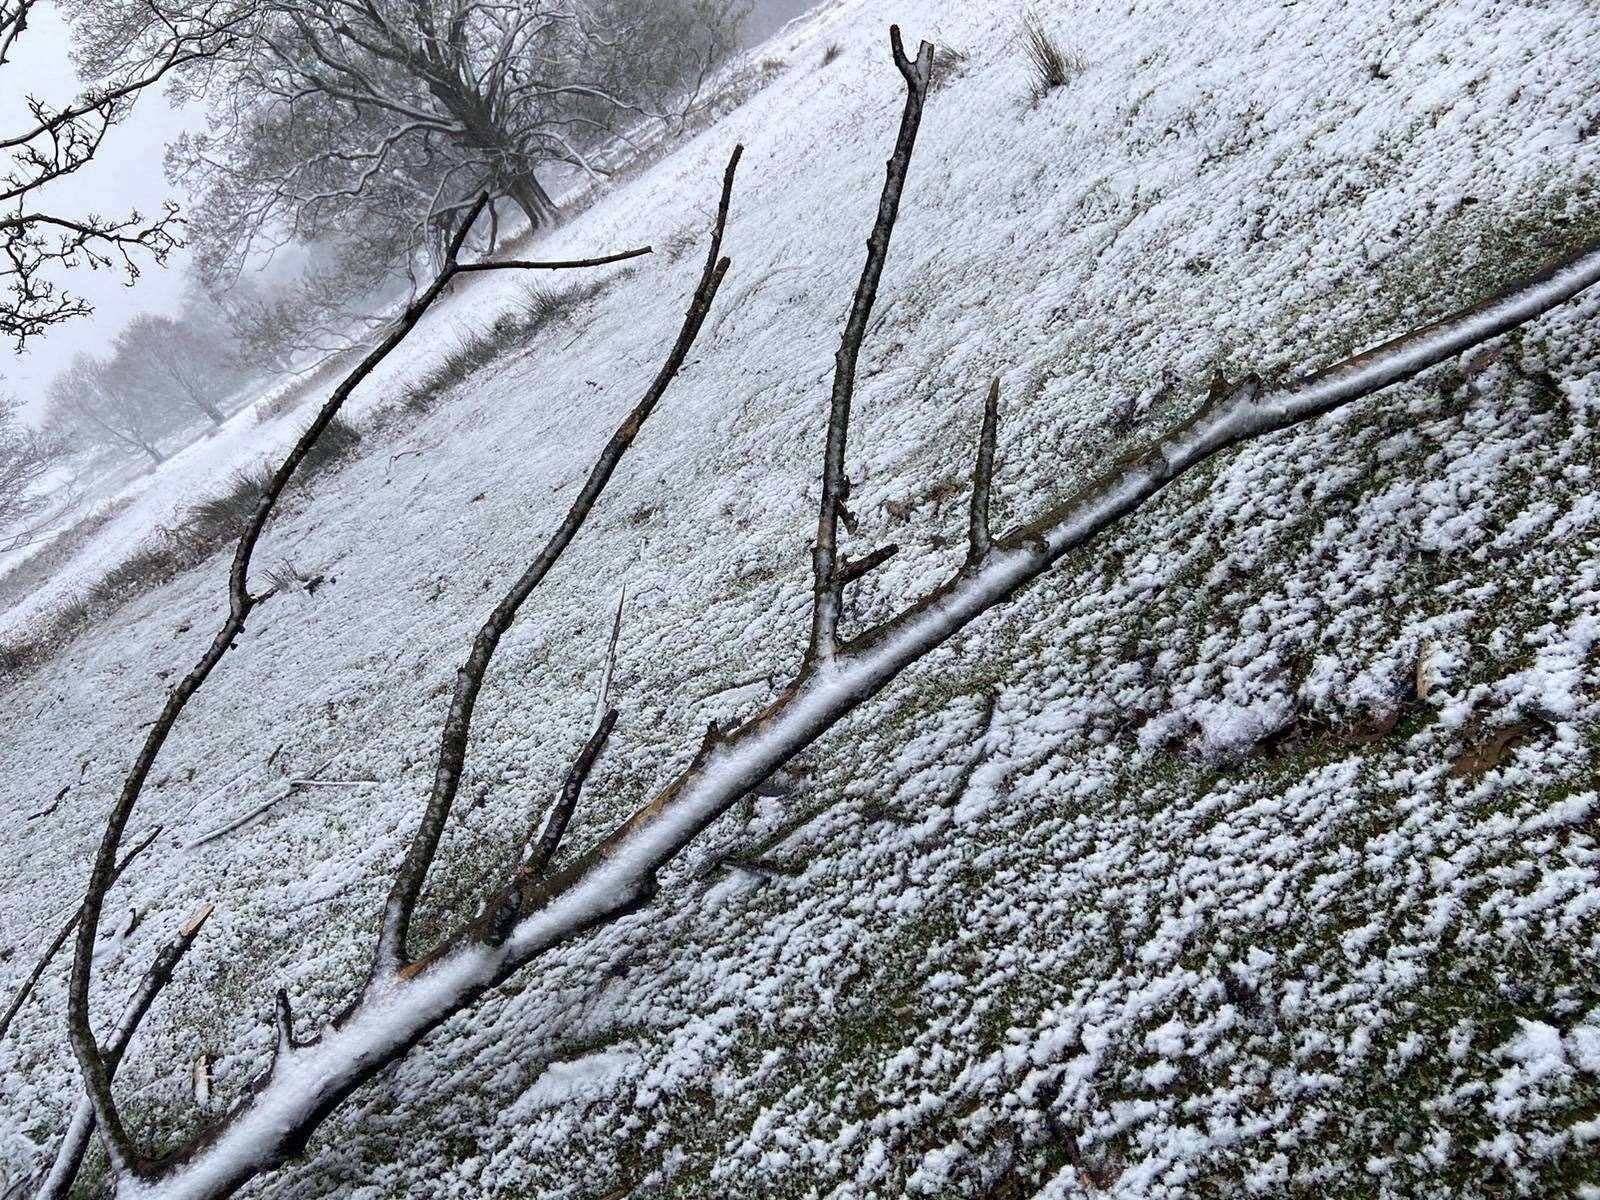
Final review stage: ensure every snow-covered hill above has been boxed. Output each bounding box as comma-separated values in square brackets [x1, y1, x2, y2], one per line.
[3, 1, 1599, 1196]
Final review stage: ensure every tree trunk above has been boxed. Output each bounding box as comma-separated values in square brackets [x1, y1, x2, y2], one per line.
[142, 442, 165, 466]
[198, 399, 224, 426]
[505, 171, 559, 230]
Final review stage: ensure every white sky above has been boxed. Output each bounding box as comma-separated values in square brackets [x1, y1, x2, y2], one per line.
[2, 4, 201, 419]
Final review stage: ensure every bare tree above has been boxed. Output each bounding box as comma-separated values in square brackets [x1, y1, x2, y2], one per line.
[153, 0, 748, 295]
[0, 392, 61, 535]
[113, 309, 247, 426]
[40, 25, 1600, 1200]
[0, 0, 239, 350]
[45, 353, 180, 466]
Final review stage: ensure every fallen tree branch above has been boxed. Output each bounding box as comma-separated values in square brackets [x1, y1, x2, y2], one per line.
[47, 25, 1600, 1200]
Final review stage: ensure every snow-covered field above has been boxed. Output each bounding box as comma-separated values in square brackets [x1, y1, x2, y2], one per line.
[4, 0, 1599, 1195]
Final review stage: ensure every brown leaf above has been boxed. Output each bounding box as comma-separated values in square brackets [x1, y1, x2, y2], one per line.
[1449, 723, 1530, 778]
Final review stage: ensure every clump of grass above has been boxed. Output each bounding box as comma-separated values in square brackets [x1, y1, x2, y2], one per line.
[263, 559, 326, 596]
[300, 413, 361, 475]
[929, 45, 969, 93]
[178, 463, 276, 551]
[662, 227, 700, 263]
[400, 329, 498, 413]
[820, 42, 842, 67]
[1021, 9, 1078, 98]
[86, 542, 187, 607]
[515, 281, 588, 331]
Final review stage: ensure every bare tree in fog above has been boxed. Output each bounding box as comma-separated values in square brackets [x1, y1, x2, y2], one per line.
[113, 309, 246, 427]
[0, 393, 61, 538]
[45, 354, 180, 466]
[133, 0, 749, 358]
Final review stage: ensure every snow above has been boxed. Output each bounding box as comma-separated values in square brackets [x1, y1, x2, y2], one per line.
[4, 0, 1600, 1196]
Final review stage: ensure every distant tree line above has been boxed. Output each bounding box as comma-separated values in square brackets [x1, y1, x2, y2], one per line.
[44, 296, 247, 466]
[5, 0, 751, 489]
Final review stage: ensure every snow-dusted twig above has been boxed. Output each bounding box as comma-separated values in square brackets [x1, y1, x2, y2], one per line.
[593, 584, 626, 733]
[183, 751, 342, 850]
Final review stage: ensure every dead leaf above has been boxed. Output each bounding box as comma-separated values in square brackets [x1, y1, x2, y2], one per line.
[1449, 724, 1530, 778]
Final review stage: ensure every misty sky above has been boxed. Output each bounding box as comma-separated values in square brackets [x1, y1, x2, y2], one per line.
[3, 0, 818, 422]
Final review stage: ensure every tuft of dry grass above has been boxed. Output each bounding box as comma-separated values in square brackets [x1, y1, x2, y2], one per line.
[1021, 10, 1079, 98]
[930, 45, 970, 93]
[0, 415, 364, 675]
[820, 43, 842, 67]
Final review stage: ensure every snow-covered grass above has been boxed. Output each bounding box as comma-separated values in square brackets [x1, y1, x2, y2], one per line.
[3, 1, 1599, 1196]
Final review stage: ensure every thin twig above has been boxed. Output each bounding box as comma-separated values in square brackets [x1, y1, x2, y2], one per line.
[184, 752, 341, 850]
[0, 826, 161, 1044]
[836, 543, 900, 586]
[38, 904, 213, 1200]
[593, 584, 626, 733]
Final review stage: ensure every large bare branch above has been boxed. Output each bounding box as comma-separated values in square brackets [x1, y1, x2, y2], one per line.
[40, 25, 1600, 1200]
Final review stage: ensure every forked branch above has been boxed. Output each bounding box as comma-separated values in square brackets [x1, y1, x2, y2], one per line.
[38, 904, 212, 1200]
[376, 144, 743, 973]
[64, 191, 653, 1182]
[46, 24, 1600, 1200]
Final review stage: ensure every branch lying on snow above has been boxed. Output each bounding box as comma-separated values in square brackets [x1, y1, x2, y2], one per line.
[48, 24, 1600, 1200]
[183, 751, 343, 850]
[27, 785, 68, 821]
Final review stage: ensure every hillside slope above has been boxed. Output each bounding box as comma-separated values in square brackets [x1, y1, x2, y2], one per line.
[3, 1, 1600, 1196]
